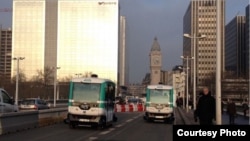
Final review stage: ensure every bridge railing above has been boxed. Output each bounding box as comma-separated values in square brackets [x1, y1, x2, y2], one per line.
[0, 108, 67, 135]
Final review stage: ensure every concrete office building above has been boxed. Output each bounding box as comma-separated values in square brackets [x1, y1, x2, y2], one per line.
[0, 28, 12, 83]
[12, 0, 119, 83]
[183, 0, 225, 90]
[225, 16, 246, 77]
[119, 16, 128, 86]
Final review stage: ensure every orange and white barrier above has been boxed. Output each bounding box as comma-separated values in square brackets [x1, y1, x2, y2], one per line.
[115, 104, 145, 112]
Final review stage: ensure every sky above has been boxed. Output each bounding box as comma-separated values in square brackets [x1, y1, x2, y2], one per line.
[0, 0, 249, 84]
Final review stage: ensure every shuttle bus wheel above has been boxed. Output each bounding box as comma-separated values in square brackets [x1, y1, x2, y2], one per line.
[98, 117, 106, 130]
[69, 122, 76, 129]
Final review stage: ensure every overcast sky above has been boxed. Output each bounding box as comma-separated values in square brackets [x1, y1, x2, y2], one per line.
[0, 0, 249, 83]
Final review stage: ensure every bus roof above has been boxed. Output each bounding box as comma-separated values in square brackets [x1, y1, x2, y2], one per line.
[71, 77, 114, 84]
[147, 84, 173, 90]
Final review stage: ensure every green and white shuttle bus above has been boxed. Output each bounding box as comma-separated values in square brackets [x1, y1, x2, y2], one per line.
[67, 75, 117, 129]
[143, 84, 175, 123]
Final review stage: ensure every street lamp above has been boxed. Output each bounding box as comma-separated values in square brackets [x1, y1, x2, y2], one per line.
[75, 73, 82, 78]
[13, 57, 25, 105]
[53, 67, 60, 107]
[179, 55, 193, 112]
[178, 66, 189, 112]
[215, 0, 222, 125]
[178, 67, 187, 109]
[183, 33, 206, 110]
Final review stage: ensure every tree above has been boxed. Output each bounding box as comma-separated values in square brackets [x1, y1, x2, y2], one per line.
[31, 66, 54, 86]
[11, 70, 27, 83]
[61, 75, 73, 82]
[30, 66, 55, 99]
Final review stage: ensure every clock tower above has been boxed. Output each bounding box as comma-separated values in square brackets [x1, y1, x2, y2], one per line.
[149, 37, 162, 85]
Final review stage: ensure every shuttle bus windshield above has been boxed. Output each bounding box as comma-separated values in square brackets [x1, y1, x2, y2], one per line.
[149, 89, 170, 104]
[72, 83, 101, 103]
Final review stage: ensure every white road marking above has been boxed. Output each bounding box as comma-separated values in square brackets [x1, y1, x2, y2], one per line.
[88, 137, 98, 141]
[109, 128, 115, 131]
[115, 124, 124, 127]
[100, 130, 111, 135]
[126, 119, 133, 122]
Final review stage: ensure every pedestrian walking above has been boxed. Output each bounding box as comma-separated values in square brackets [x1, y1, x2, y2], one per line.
[227, 99, 236, 125]
[221, 101, 224, 114]
[194, 86, 216, 125]
[242, 102, 248, 119]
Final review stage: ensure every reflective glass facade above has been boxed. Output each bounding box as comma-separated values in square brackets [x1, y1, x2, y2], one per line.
[12, 0, 119, 83]
[225, 16, 246, 77]
[12, 0, 45, 79]
[57, 0, 119, 82]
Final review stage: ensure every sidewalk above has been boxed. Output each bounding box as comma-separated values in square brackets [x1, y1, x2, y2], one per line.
[177, 107, 249, 125]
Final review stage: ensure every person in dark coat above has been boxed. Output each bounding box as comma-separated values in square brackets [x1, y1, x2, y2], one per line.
[227, 99, 236, 125]
[194, 87, 215, 125]
[242, 102, 248, 119]
[221, 101, 224, 114]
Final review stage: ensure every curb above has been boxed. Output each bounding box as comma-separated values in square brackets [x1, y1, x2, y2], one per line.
[177, 107, 192, 125]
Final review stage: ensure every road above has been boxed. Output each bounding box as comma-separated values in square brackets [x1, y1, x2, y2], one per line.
[0, 109, 184, 141]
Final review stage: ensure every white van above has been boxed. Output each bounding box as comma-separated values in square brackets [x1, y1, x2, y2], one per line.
[0, 88, 19, 113]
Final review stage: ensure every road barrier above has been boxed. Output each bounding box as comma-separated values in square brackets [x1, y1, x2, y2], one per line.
[0, 108, 67, 135]
[115, 104, 145, 112]
[0, 111, 38, 135]
[38, 107, 67, 126]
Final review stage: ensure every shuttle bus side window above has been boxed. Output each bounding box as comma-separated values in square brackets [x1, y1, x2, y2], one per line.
[106, 83, 115, 108]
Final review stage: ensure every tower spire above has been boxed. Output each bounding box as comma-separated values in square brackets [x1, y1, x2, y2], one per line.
[151, 36, 161, 51]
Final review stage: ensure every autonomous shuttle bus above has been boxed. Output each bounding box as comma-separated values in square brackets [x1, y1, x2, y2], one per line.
[143, 84, 175, 123]
[67, 75, 117, 129]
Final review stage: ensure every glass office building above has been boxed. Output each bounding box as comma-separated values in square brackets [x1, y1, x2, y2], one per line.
[12, 0, 119, 83]
[57, 0, 119, 82]
[12, 0, 46, 80]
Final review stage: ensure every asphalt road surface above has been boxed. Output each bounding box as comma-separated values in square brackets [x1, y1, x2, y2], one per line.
[0, 109, 184, 141]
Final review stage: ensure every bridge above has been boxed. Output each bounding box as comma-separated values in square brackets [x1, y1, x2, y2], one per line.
[0, 103, 248, 141]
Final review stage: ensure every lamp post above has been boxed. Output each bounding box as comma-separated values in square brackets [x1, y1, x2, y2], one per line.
[13, 57, 25, 105]
[215, 0, 222, 125]
[180, 72, 186, 109]
[180, 56, 194, 112]
[183, 33, 206, 110]
[75, 73, 82, 78]
[53, 67, 60, 107]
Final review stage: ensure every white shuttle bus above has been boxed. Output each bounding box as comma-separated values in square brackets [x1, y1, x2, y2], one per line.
[143, 84, 175, 123]
[67, 75, 117, 129]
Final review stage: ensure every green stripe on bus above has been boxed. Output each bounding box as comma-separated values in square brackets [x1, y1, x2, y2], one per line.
[170, 89, 173, 108]
[99, 83, 105, 108]
[68, 82, 74, 106]
[146, 88, 150, 106]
